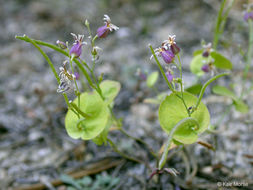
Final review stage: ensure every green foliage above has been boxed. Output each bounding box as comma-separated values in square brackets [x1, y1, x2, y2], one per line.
[193, 49, 203, 56]
[212, 85, 236, 99]
[65, 92, 109, 140]
[190, 54, 213, 76]
[146, 71, 159, 88]
[60, 174, 120, 190]
[211, 51, 232, 70]
[212, 85, 248, 113]
[186, 84, 203, 95]
[190, 51, 232, 77]
[159, 92, 210, 144]
[144, 92, 167, 104]
[233, 100, 249, 113]
[92, 119, 112, 145]
[100, 80, 121, 105]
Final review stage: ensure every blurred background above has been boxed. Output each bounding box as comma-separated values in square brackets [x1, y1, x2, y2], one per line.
[0, 0, 252, 189]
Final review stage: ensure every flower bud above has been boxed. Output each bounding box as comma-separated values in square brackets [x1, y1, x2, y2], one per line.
[74, 72, 80, 80]
[202, 50, 209, 57]
[166, 70, 173, 82]
[170, 43, 180, 55]
[56, 40, 67, 49]
[201, 64, 210, 73]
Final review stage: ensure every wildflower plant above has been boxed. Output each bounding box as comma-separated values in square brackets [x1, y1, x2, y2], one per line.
[16, 2, 247, 184]
[16, 15, 122, 146]
[149, 34, 228, 171]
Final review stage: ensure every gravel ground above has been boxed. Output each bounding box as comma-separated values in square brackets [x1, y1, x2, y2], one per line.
[0, 0, 252, 189]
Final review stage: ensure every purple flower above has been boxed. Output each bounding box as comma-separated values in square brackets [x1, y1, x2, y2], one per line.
[244, 11, 253, 22]
[166, 70, 173, 82]
[97, 15, 119, 38]
[201, 64, 210, 73]
[151, 47, 175, 64]
[163, 35, 180, 55]
[160, 49, 175, 64]
[69, 33, 87, 58]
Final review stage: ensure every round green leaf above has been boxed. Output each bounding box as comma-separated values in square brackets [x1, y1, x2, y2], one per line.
[100, 80, 121, 105]
[159, 92, 210, 144]
[190, 54, 213, 76]
[65, 92, 109, 140]
[146, 71, 159, 88]
[211, 51, 232, 70]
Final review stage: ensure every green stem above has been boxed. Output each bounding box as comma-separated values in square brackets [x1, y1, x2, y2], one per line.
[158, 117, 199, 170]
[213, 0, 227, 50]
[107, 138, 143, 164]
[19, 35, 72, 106]
[194, 72, 229, 111]
[78, 58, 92, 73]
[176, 55, 190, 116]
[149, 45, 175, 93]
[69, 57, 81, 118]
[70, 102, 91, 118]
[248, 20, 253, 76]
[15, 35, 95, 89]
[242, 20, 253, 96]
[219, 0, 235, 40]
[119, 128, 158, 159]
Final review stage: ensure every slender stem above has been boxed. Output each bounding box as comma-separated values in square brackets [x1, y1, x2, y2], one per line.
[107, 138, 143, 164]
[248, 19, 253, 76]
[181, 148, 190, 181]
[119, 128, 158, 159]
[176, 55, 190, 116]
[69, 56, 81, 118]
[215, 104, 233, 127]
[70, 102, 91, 118]
[20, 36, 72, 107]
[219, 0, 235, 39]
[194, 72, 229, 111]
[78, 58, 93, 73]
[15, 35, 95, 89]
[149, 45, 175, 93]
[108, 107, 121, 127]
[84, 22, 103, 98]
[158, 117, 199, 170]
[242, 19, 253, 97]
[213, 0, 227, 50]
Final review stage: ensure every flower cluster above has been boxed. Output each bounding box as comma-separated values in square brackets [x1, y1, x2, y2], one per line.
[55, 15, 118, 93]
[201, 43, 214, 73]
[151, 35, 180, 65]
